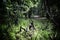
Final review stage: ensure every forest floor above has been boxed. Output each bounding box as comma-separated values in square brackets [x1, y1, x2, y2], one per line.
[8, 18, 53, 40]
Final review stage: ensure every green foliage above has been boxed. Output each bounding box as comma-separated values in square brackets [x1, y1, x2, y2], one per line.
[2, 0, 39, 25]
[7, 18, 53, 40]
[0, 0, 56, 40]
